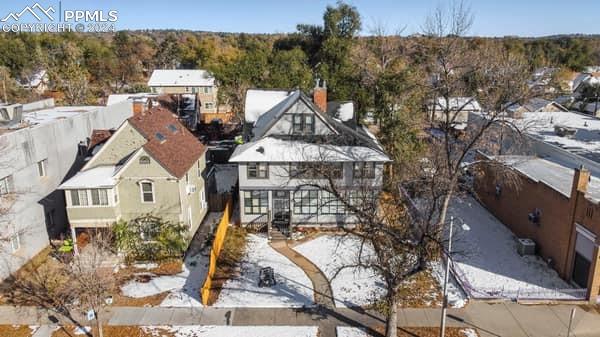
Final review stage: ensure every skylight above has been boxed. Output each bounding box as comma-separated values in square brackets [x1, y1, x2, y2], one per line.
[155, 132, 166, 142]
[167, 124, 178, 133]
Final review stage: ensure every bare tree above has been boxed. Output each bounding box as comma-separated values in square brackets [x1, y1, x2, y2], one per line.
[418, 0, 531, 233]
[4, 234, 117, 337]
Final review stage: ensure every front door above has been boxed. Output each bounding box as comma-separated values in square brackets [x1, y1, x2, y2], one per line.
[572, 225, 596, 288]
[272, 191, 290, 232]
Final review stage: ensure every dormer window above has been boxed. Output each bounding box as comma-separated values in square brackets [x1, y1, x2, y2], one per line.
[293, 114, 314, 134]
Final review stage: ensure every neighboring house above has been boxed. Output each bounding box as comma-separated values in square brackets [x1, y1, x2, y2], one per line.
[474, 155, 600, 302]
[0, 98, 133, 279]
[106, 93, 159, 115]
[230, 82, 390, 232]
[427, 97, 481, 130]
[147, 69, 230, 124]
[19, 69, 49, 94]
[59, 107, 208, 252]
[505, 98, 568, 118]
[527, 67, 558, 94]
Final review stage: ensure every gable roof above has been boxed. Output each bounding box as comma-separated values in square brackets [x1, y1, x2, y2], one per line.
[148, 69, 214, 87]
[506, 98, 568, 113]
[431, 97, 482, 111]
[127, 107, 206, 178]
[244, 89, 293, 123]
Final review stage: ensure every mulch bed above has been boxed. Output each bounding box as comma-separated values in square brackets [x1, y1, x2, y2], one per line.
[397, 270, 443, 308]
[0, 325, 35, 337]
[51, 325, 175, 337]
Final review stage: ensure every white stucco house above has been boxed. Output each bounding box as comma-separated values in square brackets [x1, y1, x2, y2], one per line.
[229, 84, 390, 232]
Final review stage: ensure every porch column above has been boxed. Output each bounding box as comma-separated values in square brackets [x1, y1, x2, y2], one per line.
[71, 226, 79, 256]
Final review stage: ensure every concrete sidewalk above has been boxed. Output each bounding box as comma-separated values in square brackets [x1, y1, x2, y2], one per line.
[2, 303, 600, 336]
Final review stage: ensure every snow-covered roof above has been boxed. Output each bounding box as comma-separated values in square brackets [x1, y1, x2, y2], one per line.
[229, 137, 390, 163]
[514, 110, 600, 162]
[431, 97, 481, 111]
[148, 69, 214, 87]
[571, 73, 592, 91]
[23, 106, 102, 126]
[106, 93, 157, 106]
[244, 89, 293, 123]
[327, 101, 354, 122]
[583, 102, 600, 114]
[494, 155, 600, 202]
[506, 98, 567, 113]
[59, 165, 119, 189]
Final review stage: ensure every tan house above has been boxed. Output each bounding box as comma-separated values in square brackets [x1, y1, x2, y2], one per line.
[59, 107, 208, 249]
[148, 69, 231, 124]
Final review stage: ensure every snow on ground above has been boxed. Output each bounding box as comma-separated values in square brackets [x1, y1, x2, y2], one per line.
[214, 234, 314, 307]
[429, 260, 468, 308]
[336, 327, 479, 337]
[448, 196, 576, 299]
[120, 252, 209, 307]
[336, 327, 369, 337]
[145, 326, 318, 337]
[293, 235, 386, 307]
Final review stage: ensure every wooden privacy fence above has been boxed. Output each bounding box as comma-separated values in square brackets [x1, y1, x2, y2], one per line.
[200, 196, 233, 305]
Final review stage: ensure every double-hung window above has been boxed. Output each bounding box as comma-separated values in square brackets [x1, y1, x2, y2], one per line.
[292, 114, 315, 134]
[37, 159, 47, 177]
[0, 175, 12, 195]
[91, 189, 109, 206]
[247, 162, 268, 179]
[70, 189, 88, 206]
[353, 162, 376, 179]
[243, 191, 268, 214]
[294, 190, 318, 215]
[141, 182, 154, 203]
[320, 191, 345, 215]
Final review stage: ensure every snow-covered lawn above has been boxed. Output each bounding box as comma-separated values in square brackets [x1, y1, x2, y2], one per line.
[120, 252, 209, 307]
[430, 260, 467, 308]
[214, 234, 314, 307]
[448, 196, 577, 300]
[145, 326, 318, 337]
[293, 235, 386, 307]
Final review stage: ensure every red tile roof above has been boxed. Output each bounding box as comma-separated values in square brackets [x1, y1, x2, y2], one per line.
[127, 107, 206, 178]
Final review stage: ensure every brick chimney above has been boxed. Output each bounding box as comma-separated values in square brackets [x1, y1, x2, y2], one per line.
[571, 165, 590, 198]
[313, 79, 327, 112]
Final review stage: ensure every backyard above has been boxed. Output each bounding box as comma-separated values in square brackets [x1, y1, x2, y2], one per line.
[447, 196, 580, 300]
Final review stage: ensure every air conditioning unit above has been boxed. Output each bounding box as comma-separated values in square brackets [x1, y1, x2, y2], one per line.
[517, 238, 536, 256]
[186, 185, 197, 194]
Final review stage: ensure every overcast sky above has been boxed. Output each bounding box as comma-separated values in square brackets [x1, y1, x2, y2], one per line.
[0, 0, 598, 37]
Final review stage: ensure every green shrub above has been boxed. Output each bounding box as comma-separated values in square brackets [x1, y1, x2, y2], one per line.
[112, 215, 188, 263]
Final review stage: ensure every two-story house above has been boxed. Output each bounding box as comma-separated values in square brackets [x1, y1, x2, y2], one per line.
[59, 107, 208, 251]
[230, 83, 390, 232]
[148, 69, 231, 124]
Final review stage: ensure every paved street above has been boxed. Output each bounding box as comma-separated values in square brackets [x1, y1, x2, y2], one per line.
[1, 301, 600, 337]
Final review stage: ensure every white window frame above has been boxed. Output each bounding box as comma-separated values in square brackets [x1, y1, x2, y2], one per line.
[0, 175, 12, 195]
[200, 189, 206, 208]
[10, 232, 23, 253]
[140, 181, 155, 203]
[90, 189, 109, 206]
[188, 206, 193, 229]
[37, 159, 47, 177]
[203, 86, 212, 94]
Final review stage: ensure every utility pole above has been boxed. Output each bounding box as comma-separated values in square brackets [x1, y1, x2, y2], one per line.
[440, 216, 454, 337]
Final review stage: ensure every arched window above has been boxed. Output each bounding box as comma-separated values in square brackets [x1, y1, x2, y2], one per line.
[139, 156, 151, 165]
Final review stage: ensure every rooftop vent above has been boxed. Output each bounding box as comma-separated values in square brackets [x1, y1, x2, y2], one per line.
[554, 125, 577, 138]
[0, 104, 23, 127]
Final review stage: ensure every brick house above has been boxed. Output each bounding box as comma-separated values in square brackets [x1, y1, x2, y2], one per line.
[474, 155, 600, 302]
